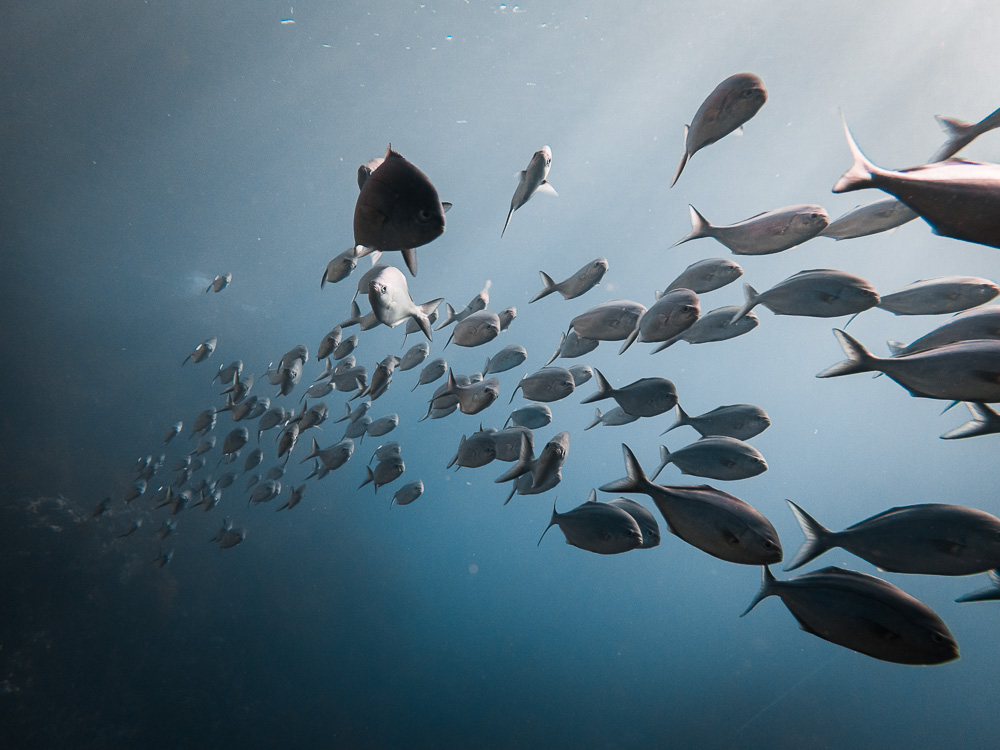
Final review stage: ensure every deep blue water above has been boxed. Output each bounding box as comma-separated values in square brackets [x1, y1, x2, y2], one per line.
[3, 2, 1000, 748]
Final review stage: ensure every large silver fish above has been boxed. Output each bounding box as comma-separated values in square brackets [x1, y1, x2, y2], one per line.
[819, 197, 917, 240]
[619, 288, 700, 354]
[877, 276, 998, 316]
[662, 403, 770, 441]
[785, 500, 1000, 575]
[742, 566, 959, 665]
[651, 437, 767, 482]
[674, 204, 829, 255]
[580, 369, 677, 418]
[368, 265, 443, 341]
[671, 73, 767, 188]
[652, 305, 758, 353]
[730, 270, 880, 324]
[834, 121, 1000, 249]
[537, 491, 643, 555]
[530, 258, 608, 303]
[483, 345, 527, 375]
[570, 299, 646, 342]
[502, 146, 556, 237]
[446, 310, 501, 348]
[662, 258, 743, 295]
[887, 305, 1000, 357]
[509, 367, 575, 403]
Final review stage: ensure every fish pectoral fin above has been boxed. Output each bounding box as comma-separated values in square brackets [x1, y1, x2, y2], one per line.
[723, 529, 741, 546]
[535, 181, 558, 197]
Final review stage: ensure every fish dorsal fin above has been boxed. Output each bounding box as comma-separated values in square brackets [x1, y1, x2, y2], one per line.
[587, 488, 598, 504]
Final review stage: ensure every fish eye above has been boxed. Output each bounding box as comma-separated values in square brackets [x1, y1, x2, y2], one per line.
[417, 208, 432, 222]
[762, 540, 774, 549]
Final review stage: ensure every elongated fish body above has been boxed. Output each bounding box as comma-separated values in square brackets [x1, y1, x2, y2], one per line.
[941, 402, 1000, 440]
[207, 273, 231, 293]
[570, 299, 646, 342]
[399, 342, 430, 371]
[606, 496, 661, 549]
[818, 329, 1000, 402]
[504, 403, 552, 430]
[820, 197, 917, 240]
[730, 270, 880, 324]
[834, 121, 1000, 249]
[581, 369, 677, 418]
[367, 414, 399, 438]
[413, 358, 448, 391]
[620, 289, 700, 353]
[368, 265, 442, 341]
[493, 426, 534, 462]
[663, 403, 770, 440]
[584, 406, 639, 430]
[183, 337, 217, 366]
[498, 431, 569, 502]
[600, 445, 781, 565]
[674, 204, 828, 255]
[671, 73, 767, 188]
[440, 370, 500, 415]
[652, 437, 767, 482]
[785, 500, 1000, 575]
[877, 276, 998, 316]
[322, 247, 359, 287]
[222, 427, 249, 455]
[342, 415, 371, 440]
[545, 330, 599, 366]
[448, 431, 498, 470]
[742, 566, 959, 665]
[360, 455, 405, 493]
[955, 570, 1000, 603]
[931, 106, 1000, 162]
[663, 258, 743, 295]
[510, 367, 576, 403]
[654, 306, 758, 352]
[484, 345, 527, 375]
[392, 480, 424, 506]
[447, 310, 501, 348]
[502, 146, 556, 237]
[887, 305, 1000, 357]
[530, 258, 609, 303]
[538, 492, 643, 554]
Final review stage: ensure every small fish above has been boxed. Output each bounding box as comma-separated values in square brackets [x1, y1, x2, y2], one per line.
[931, 106, 1000, 162]
[117, 519, 142, 538]
[412, 358, 447, 391]
[301, 437, 355, 473]
[674, 205, 829, 255]
[156, 519, 177, 540]
[955, 570, 1000, 603]
[671, 73, 767, 187]
[581, 369, 677, 418]
[296, 401, 328, 433]
[339, 300, 380, 331]
[163, 422, 183, 444]
[730, 270, 880, 325]
[367, 414, 399, 437]
[662, 258, 743, 295]
[833, 120, 1000, 249]
[438, 370, 500, 415]
[568, 364, 592, 387]
[212, 518, 246, 549]
[605, 496, 660, 549]
[277, 483, 306, 512]
[276, 423, 299, 461]
[742, 566, 959, 665]
[401, 307, 439, 346]
[505, 403, 552, 430]
[502, 146, 556, 237]
[369, 441, 401, 466]
[392, 479, 424, 506]
[243, 448, 264, 474]
[213, 361, 243, 385]
[448, 431, 498, 470]
[256, 406, 287, 442]
[493, 426, 534, 462]
[653, 306, 758, 353]
[190, 437, 216, 456]
[584, 406, 639, 430]
[537, 491, 643, 555]
[214, 473, 236, 490]
[321, 247, 360, 287]
[360, 455, 405, 493]
[91, 496, 111, 519]
[941, 402, 1000, 440]
[662, 403, 770, 440]
[342, 415, 372, 440]
[368, 265, 443, 340]
[877, 276, 999, 316]
[222, 427, 249, 456]
[498, 306, 517, 332]
[497, 431, 569, 503]
[123, 480, 146, 504]
[819, 197, 917, 240]
[249, 479, 281, 505]
[651, 438, 767, 482]
[509, 367, 576, 404]
[436, 281, 491, 330]
[356, 356, 400, 402]
[352, 264, 391, 304]
[400, 341, 430, 371]
[182, 337, 217, 366]
[483, 345, 528, 375]
[152, 549, 174, 568]
[570, 300, 646, 342]
[544, 330, 599, 366]
[447, 310, 501, 349]
[318, 327, 343, 360]
[206, 273, 232, 293]
[620, 289, 700, 354]
[530, 258, 608, 303]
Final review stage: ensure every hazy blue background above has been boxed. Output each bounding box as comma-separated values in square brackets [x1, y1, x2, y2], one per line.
[3, 2, 999, 748]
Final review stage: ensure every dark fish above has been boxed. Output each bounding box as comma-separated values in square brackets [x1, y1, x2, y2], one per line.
[930, 106, 1000, 163]
[537, 491, 643, 555]
[206, 273, 232, 293]
[318, 327, 342, 360]
[392, 480, 424, 506]
[651, 437, 767, 482]
[581, 369, 677, 418]
[671, 73, 767, 187]
[662, 403, 770, 441]
[606, 496, 661, 549]
[834, 120, 1000, 249]
[742, 566, 959, 665]
[277, 483, 306, 512]
[182, 337, 217, 366]
[448, 431, 498, 470]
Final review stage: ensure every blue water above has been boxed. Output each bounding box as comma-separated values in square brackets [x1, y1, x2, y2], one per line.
[3, 2, 999, 748]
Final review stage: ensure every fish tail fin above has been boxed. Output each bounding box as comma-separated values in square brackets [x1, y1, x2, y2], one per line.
[651, 337, 677, 354]
[598, 444, 653, 495]
[414, 298, 442, 342]
[940, 402, 999, 440]
[504, 483, 517, 506]
[585, 407, 603, 431]
[545, 331, 566, 366]
[784, 500, 836, 570]
[618, 324, 640, 355]
[741, 566, 778, 617]
[730, 284, 761, 325]
[509, 375, 525, 404]
[650, 445, 671, 481]
[833, 118, 878, 193]
[816, 329, 880, 378]
[670, 125, 690, 188]
[301, 437, 321, 463]
[530, 271, 558, 303]
[436, 303, 457, 330]
[579, 368, 613, 405]
[447, 435, 465, 469]
[661, 404, 687, 435]
[537, 498, 559, 546]
[358, 466, 374, 489]
[886, 340, 906, 357]
[495, 433, 533, 484]
[671, 204, 712, 247]
[501, 207, 514, 238]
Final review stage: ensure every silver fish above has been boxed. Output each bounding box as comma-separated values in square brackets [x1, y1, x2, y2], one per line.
[357, 356, 400, 402]
[243, 447, 264, 474]
[321, 247, 360, 287]
[537, 491, 643, 555]
[369, 441, 401, 466]
[182, 337, 217, 366]
[296, 401, 329, 433]
[352, 264, 390, 304]
[448, 431, 498, 470]
[401, 307, 439, 346]
[504, 403, 552, 430]
[318, 327, 342, 360]
[600, 445, 781, 565]
[256, 406, 287, 442]
[277, 483, 306, 512]
[367, 414, 399, 437]
[265, 465, 285, 481]
[249, 479, 281, 505]
[606, 496, 661, 549]
[817, 329, 1000, 402]
[276, 423, 299, 460]
[439, 370, 500, 415]
[877, 276, 999, 316]
[392, 479, 424, 506]
[545, 329, 599, 366]
[342, 415, 372, 440]
[570, 299, 646, 342]
[436, 280, 491, 330]
[955, 570, 1000, 603]
[620, 288, 700, 354]
[662, 258, 743, 295]
[674, 204, 829, 255]
[359, 455, 405, 493]
[510, 367, 575, 403]
[413, 357, 447, 391]
[206, 273, 232, 293]
[568, 364, 592, 387]
[502, 146, 556, 237]
[357, 155, 385, 190]
[493, 426, 534, 462]
[530, 258, 609, 303]
[498, 306, 517, 332]
[339, 300, 380, 331]
[786, 500, 1000, 575]
[834, 120, 1000, 249]
[399, 341, 430, 371]
[742, 566, 959, 665]
[584, 406, 639, 430]
[214, 473, 235, 490]
[497, 431, 569, 504]
[213, 360, 243, 385]
[819, 197, 917, 240]
[653, 306, 758, 353]
[730, 270, 880, 325]
[301, 437, 354, 473]
[671, 73, 767, 187]
[941, 402, 1000, 440]
[931, 106, 1000, 162]
[581, 369, 677, 418]
[222, 427, 248, 456]
[663, 403, 770, 441]
[483, 345, 527, 375]
[446, 310, 501, 348]
[887, 305, 1000, 357]
[651, 437, 767, 482]
[190, 436, 216, 456]
[368, 265, 443, 340]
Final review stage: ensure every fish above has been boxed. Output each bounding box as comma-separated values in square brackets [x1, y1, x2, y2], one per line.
[605, 496, 661, 549]
[392, 480, 424, 506]
[504, 403, 552, 430]
[509, 367, 575, 404]
[941, 402, 1000, 440]
[600, 445, 781, 565]
[620, 288, 700, 354]
[353, 145, 449, 275]
[581, 369, 677, 418]
[182, 337, 217, 366]
[446, 310, 501, 349]
[276, 423, 299, 461]
[401, 307, 439, 346]
[785, 500, 1000, 575]
[366, 414, 399, 438]
[671, 73, 767, 187]
[412, 358, 448, 391]
[301, 437, 354, 473]
[537, 491, 643, 554]
[483, 345, 528, 375]
[357, 155, 385, 190]
[156, 519, 177, 540]
[321, 247, 360, 287]
[438, 370, 500, 415]
[342, 415, 372, 440]
[730, 270, 880, 325]
[339, 300, 380, 331]
[876, 276, 999, 316]
[152, 549, 174, 568]
[212, 518, 246, 549]
[249, 479, 281, 505]
[584, 406, 639, 430]
[221, 371, 254, 404]
[213, 361, 243, 385]
[206, 273, 231, 293]
[190, 437, 216, 456]
[356, 356, 400, 402]
[569, 300, 646, 342]
[117, 519, 142, 538]
[318, 327, 342, 360]
[493, 426, 534, 462]
[662, 403, 770, 440]
[399, 342, 430, 371]
[544, 330, 599, 366]
[436, 281, 491, 330]
[90, 496, 111, 519]
[819, 197, 917, 240]
[742, 566, 959, 665]
[352, 264, 390, 304]
[368, 265, 443, 340]
[955, 570, 1000, 603]
[277, 483, 306, 511]
[497, 431, 569, 504]
[123, 480, 146, 504]
[817, 328, 1000, 402]
[245, 474, 259, 491]
[222, 427, 249, 456]
[448, 431, 498, 470]
[369, 442, 401, 466]
[930, 106, 1000, 162]
[530, 258, 609, 303]
[568, 364, 592, 387]
[243, 447, 264, 474]
[887, 305, 1000, 357]
[502, 146, 556, 237]
[652, 306, 758, 353]
[214, 473, 236, 490]
[673, 204, 829, 255]
[652, 438, 767, 482]
[295, 402, 328, 433]
[332, 335, 359, 361]
[256, 406, 287, 442]
[498, 306, 517, 332]
[833, 120, 1000, 249]
[662, 258, 743, 295]
[265, 465, 286, 482]
[360, 455, 405, 493]
[163, 422, 183, 445]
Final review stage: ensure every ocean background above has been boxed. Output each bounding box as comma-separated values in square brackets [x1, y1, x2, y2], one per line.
[3, 2, 999, 748]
